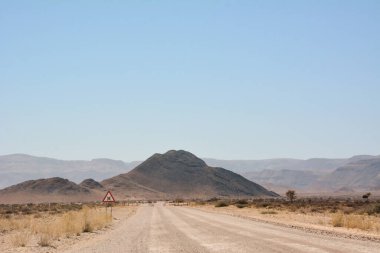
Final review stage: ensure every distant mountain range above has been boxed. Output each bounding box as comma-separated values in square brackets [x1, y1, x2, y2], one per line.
[235, 156, 380, 194]
[0, 150, 277, 203]
[312, 157, 380, 192]
[1, 152, 379, 198]
[0, 154, 139, 189]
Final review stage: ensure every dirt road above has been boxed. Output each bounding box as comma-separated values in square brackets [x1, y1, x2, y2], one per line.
[63, 203, 379, 253]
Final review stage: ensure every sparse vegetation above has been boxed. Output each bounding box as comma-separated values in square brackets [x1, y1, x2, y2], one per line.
[11, 231, 30, 247]
[0, 203, 114, 248]
[363, 192, 371, 202]
[38, 233, 53, 247]
[192, 197, 380, 234]
[234, 199, 248, 208]
[215, 201, 229, 207]
[369, 203, 380, 214]
[261, 210, 278, 215]
[331, 212, 344, 227]
[332, 212, 376, 230]
[286, 190, 296, 203]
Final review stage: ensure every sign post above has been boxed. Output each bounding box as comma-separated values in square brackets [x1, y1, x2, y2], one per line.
[102, 190, 116, 216]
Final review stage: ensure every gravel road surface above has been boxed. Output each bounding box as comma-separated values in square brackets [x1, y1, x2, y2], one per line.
[63, 202, 379, 253]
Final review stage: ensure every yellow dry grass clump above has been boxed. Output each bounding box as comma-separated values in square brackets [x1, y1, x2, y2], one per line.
[10, 231, 31, 247]
[1, 205, 112, 248]
[331, 212, 378, 231]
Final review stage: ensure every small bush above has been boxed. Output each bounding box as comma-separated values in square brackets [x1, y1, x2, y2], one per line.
[38, 234, 52, 247]
[235, 204, 247, 209]
[332, 212, 344, 227]
[11, 232, 30, 247]
[331, 212, 374, 230]
[34, 213, 42, 219]
[215, 201, 229, 207]
[367, 204, 380, 215]
[261, 211, 278, 215]
[174, 198, 184, 203]
[207, 197, 219, 202]
[345, 215, 372, 230]
[235, 199, 248, 205]
[83, 221, 93, 233]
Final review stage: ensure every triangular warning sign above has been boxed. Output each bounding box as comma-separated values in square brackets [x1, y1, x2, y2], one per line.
[102, 190, 116, 203]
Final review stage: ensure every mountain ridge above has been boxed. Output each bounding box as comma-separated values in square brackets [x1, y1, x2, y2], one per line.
[101, 150, 278, 199]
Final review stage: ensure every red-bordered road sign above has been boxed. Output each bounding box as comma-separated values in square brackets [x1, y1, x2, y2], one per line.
[102, 190, 116, 203]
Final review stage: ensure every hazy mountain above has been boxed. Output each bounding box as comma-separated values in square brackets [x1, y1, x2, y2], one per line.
[2, 153, 379, 196]
[102, 150, 278, 199]
[0, 177, 102, 204]
[204, 157, 362, 174]
[244, 169, 318, 190]
[313, 157, 380, 192]
[207, 155, 379, 194]
[0, 154, 139, 189]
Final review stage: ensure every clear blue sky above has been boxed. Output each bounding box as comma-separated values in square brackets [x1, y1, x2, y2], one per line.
[1, 1, 379, 161]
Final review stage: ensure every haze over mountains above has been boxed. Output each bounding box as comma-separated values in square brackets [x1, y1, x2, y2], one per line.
[0, 150, 277, 203]
[102, 150, 277, 199]
[1, 152, 379, 197]
[236, 156, 380, 194]
[0, 177, 101, 203]
[0, 154, 139, 189]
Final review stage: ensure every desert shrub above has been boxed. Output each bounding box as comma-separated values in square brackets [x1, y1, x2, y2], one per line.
[344, 215, 372, 230]
[215, 201, 229, 207]
[33, 213, 42, 219]
[207, 197, 220, 202]
[29, 205, 112, 244]
[174, 198, 184, 203]
[11, 231, 30, 247]
[286, 190, 296, 202]
[332, 212, 344, 227]
[81, 206, 112, 233]
[62, 211, 84, 236]
[235, 199, 248, 205]
[256, 202, 269, 208]
[367, 204, 380, 215]
[342, 206, 354, 214]
[261, 210, 278, 215]
[235, 204, 247, 209]
[331, 212, 374, 230]
[38, 233, 52, 247]
[83, 221, 93, 233]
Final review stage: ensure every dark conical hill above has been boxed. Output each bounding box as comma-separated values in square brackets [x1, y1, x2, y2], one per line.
[102, 150, 278, 199]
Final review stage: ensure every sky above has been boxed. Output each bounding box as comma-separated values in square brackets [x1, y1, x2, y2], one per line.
[1, 1, 379, 161]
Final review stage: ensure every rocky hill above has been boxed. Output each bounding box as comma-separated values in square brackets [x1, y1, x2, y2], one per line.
[102, 150, 278, 199]
[79, 178, 104, 189]
[0, 177, 101, 204]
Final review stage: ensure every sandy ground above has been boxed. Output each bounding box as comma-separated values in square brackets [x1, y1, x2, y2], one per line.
[42, 202, 380, 253]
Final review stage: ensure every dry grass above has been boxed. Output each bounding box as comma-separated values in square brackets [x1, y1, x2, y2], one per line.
[0, 204, 113, 248]
[192, 198, 380, 234]
[38, 233, 53, 247]
[31, 206, 112, 239]
[331, 212, 377, 230]
[261, 210, 278, 215]
[10, 231, 30, 247]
